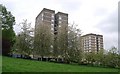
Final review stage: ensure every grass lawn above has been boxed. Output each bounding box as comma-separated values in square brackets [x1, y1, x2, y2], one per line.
[0, 56, 2, 73]
[2, 56, 119, 72]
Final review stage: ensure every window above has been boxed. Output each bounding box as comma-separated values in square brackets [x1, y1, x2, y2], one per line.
[89, 39, 91, 41]
[94, 37, 96, 40]
[51, 19, 54, 22]
[41, 13, 43, 17]
[89, 44, 91, 47]
[59, 25, 61, 27]
[51, 23, 54, 26]
[51, 14, 54, 18]
[89, 50, 91, 52]
[89, 41, 91, 44]
[42, 17, 43, 21]
[89, 36, 91, 39]
[59, 21, 61, 24]
[59, 16, 62, 20]
[51, 28, 53, 31]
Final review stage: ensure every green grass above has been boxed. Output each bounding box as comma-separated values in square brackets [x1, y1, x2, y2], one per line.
[0, 56, 2, 73]
[2, 56, 119, 72]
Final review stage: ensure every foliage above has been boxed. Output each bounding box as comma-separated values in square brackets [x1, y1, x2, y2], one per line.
[13, 20, 34, 56]
[104, 47, 120, 68]
[56, 22, 68, 62]
[1, 4, 16, 56]
[34, 19, 54, 58]
[82, 46, 120, 68]
[67, 24, 82, 63]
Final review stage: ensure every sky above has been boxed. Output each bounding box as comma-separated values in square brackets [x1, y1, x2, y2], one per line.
[0, 0, 119, 50]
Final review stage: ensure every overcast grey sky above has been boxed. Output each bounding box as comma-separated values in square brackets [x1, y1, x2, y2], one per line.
[0, 0, 119, 50]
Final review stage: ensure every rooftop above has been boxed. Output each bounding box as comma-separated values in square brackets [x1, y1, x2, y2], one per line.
[81, 33, 103, 37]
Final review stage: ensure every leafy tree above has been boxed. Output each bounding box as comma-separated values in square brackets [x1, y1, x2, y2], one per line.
[105, 46, 119, 68]
[14, 20, 34, 56]
[118, 53, 120, 68]
[84, 51, 97, 65]
[55, 23, 68, 63]
[82, 49, 105, 66]
[67, 24, 82, 63]
[1, 4, 16, 56]
[34, 20, 54, 60]
[93, 49, 105, 66]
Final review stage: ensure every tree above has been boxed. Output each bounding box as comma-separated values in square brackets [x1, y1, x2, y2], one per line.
[34, 19, 54, 60]
[104, 46, 119, 68]
[84, 51, 96, 65]
[14, 20, 34, 57]
[55, 22, 68, 63]
[82, 49, 105, 66]
[118, 53, 120, 68]
[1, 4, 16, 56]
[93, 49, 105, 66]
[67, 23, 82, 63]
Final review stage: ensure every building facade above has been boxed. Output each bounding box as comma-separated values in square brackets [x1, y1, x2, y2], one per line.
[54, 12, 68, 57]
[81, 33, 103, 53]
[34, 8, 68, 58]
[54, 12, 68, 35]
[34, 8, 55, 58]
[35, 8, 55, 37]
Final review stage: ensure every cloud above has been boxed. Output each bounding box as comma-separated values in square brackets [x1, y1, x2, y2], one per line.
[57, 0, 82, 12]
[95, 8, 118, 49]
[96, 9, 118, 34]
[103, 33, 118, 50]
[0, 0, 119, 50]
